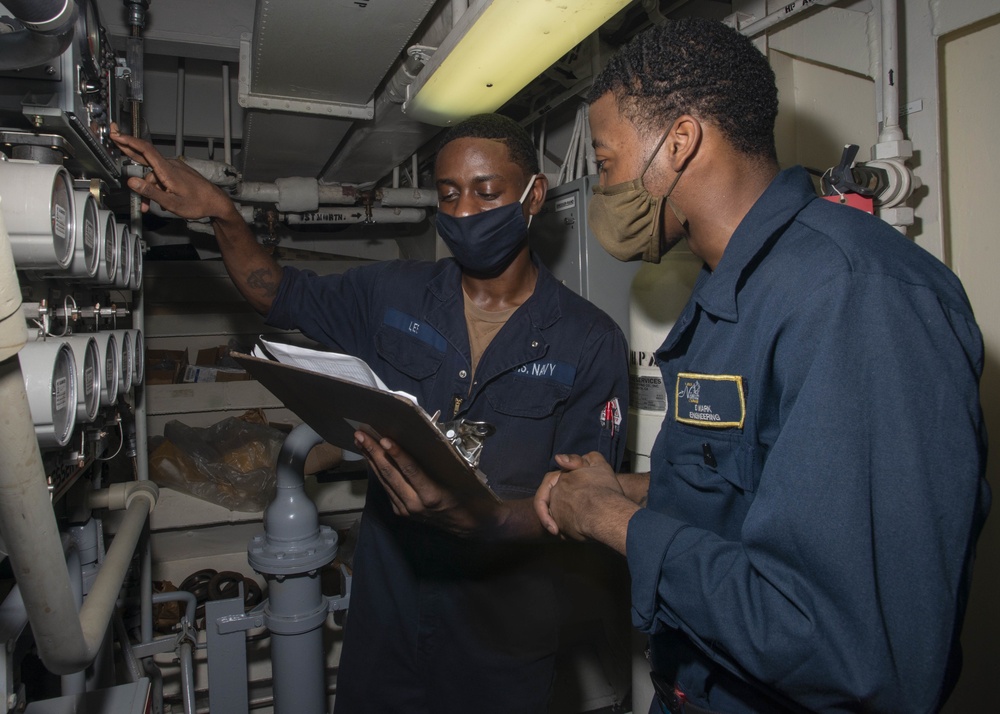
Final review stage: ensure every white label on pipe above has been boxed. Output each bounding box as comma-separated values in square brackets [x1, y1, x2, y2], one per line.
[54, 204, 67, 239]
[54, 376, 68, 410]
[85, 220, 95, 249]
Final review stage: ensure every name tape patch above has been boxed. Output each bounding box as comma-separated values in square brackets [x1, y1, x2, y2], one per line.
[513, 359, 576, 387]
[674, 372, 745, 429]
[383, 307, 447, 352]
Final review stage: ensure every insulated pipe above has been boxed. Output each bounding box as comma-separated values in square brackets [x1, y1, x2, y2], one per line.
[222, 64, 232, 166]
[877, 0, 903, 144]
[0, 204, 29, 362]
[60, 544, 86, 696]
[248, 425, 338, 714]
[377, 187, 438, 207]
[175, 59, 185, 157]
[232, 180, 357, 207]
[284, 207, 426, 225]
[0, 0, 77, 71]
[181, 157, 240, 188]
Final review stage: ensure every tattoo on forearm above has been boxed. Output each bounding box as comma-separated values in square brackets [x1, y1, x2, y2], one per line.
[247, 268, 279, 298]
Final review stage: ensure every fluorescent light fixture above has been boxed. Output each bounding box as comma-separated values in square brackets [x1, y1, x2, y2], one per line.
[404, 0, 631, 126]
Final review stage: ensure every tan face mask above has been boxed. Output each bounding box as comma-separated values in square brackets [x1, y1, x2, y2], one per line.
[588, 128, 686, 264]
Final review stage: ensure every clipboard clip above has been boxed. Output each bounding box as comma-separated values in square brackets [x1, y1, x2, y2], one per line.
[430, 413, 496, 469]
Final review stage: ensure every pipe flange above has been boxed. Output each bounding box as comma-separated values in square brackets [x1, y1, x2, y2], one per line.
[247, 525, 338, 576]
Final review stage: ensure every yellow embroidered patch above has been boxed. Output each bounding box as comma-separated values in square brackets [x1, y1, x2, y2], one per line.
[674, 372, 746, 429]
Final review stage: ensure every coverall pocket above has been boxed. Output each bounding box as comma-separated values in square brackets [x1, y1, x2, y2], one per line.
[485, 373, 570, 418]
[374, 324, 444, 380]
[663, 426, 756, 494]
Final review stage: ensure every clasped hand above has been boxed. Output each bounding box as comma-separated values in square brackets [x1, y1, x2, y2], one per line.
[533, 452, 625, 541]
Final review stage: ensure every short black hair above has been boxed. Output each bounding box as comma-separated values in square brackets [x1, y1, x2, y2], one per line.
[437, 113, 540, 175]
[588, 18, 778, 160]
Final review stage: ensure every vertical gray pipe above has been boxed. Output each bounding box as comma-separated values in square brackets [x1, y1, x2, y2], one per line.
[179, 641, 196, 714]
[269, 574, 327, 714]
[249, 425, 337, 714]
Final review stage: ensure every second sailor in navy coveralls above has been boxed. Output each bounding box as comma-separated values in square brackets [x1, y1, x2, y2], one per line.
[112, 114, 629, 713]
[534, 19, 989, 714]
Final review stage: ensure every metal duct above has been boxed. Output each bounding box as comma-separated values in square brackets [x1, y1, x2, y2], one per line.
[0, 0, 78, 71]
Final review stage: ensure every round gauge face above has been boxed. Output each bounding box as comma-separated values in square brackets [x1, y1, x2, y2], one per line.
[86, 2, 101, 59]
[119, 226, 132, 285]
[77, 0, 102, 79]
[51, 169, 74, 266]
[104, 212, 118, 281]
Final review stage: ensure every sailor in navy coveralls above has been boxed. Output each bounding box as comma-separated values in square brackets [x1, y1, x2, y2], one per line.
[536, 19, 989, 714]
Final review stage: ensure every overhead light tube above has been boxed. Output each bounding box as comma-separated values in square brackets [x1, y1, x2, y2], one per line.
[404, 0, 631, 125]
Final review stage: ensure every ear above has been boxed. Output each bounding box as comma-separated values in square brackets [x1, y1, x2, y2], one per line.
[526, 173, 548, 215]
[664, 114, 702, 172]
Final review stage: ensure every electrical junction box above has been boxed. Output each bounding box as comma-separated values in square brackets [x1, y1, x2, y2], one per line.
[533, 174, 642, 342]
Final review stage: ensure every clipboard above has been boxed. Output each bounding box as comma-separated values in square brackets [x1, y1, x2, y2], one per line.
[231, 352, 501, 502]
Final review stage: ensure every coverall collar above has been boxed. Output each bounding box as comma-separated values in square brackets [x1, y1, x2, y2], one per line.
[694, 166, 818, 323]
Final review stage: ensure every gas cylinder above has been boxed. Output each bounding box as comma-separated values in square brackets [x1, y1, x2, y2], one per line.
[626, 247, 702, 471]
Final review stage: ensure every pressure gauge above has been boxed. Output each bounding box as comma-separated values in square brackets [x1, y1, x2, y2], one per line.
[19, 340, 78, 449]
[115, 224, 133, 289]
[77, 0, 103, 80]
[69, 190, 100, 278]
[112, 329, 134, 393]
[54, 335, 102, 423]
[95, 209, 119, 285]
[129, 328, 144, 384]
[129, 228, 143, 290]
[96, 330, 120, 407]
[0, 162, 76, 270]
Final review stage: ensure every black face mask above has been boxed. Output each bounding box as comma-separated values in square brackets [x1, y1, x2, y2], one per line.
[436, 175, 537, 276]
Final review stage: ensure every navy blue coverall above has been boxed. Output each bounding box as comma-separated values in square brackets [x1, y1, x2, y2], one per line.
[629, 167, 990, 713]
[266, 252, 629, 713]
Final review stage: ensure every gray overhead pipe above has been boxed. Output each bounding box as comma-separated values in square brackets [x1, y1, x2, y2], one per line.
[0, 0, 78, 71]
[249, 424, 339, 714]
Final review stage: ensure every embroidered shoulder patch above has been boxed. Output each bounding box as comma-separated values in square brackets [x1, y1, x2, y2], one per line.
[674, 372, 745, 429]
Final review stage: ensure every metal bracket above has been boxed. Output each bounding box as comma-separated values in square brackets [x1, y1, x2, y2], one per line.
[433, 417, 496, 470]
[237, 34, 374, 119]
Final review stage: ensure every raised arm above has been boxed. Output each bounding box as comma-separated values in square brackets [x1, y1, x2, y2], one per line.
[110, 125, 283, 315]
